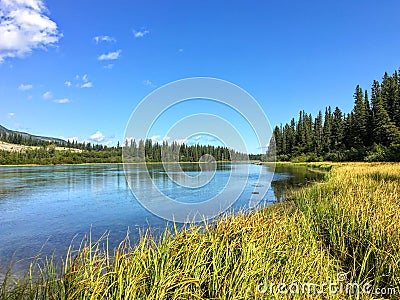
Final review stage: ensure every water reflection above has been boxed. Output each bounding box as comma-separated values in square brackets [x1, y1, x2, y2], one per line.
[0, 163, 324, 275]
[268, 164, 326, 202]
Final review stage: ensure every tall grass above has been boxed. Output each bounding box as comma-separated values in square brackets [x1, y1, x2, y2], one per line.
[294, 163, 400, 293]
[1, 163, 399, 299]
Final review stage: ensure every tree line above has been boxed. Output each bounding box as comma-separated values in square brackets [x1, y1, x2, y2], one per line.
[0, 136, 249, 165]
[267, 69, 400, 162]
[0, 132, 117, 151]
[123, 139, 248, 162]
[0, 146, 122, 165]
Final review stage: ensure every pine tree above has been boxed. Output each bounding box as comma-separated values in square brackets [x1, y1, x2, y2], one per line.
[364, 90, 373, 146]
[314, 111, 323, 154]
[352, 85, 368, 147]
[331, 107, 344, 150]
[371, 80, 400, 145]
[322, 107, 333, 152]
[392, 70, 400, 128]
[273, 126, 282, 155]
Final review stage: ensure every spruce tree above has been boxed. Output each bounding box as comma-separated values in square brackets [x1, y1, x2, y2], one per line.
[352, 85, 368, 146]
[371, 80, 400, 145]
[314, 111, 323, 154]
[322, 107, 333, 152]
[331, 107, 344, 150]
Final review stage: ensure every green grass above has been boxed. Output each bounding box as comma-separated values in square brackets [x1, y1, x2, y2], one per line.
[1, 163, 400, 299]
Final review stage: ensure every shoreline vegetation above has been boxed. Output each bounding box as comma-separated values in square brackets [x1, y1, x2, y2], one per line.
[2, 162, 399, 299]
[0, 139, 258, 166]
[266, 69, 400, 163]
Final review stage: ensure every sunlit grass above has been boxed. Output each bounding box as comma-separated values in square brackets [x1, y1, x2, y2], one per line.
[1, 162, 400, 299]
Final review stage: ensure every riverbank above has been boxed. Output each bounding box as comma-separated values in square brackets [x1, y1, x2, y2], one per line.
[0, 160, 239, 167]
[1, 162, 399, 299]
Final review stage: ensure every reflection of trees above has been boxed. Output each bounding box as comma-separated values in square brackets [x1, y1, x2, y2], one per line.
[271, 165, 326, 202]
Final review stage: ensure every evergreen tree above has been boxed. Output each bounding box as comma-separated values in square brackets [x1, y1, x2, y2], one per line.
[331, 107, 344, 150]
[371, 80, 400, 145]
[314, 111, 323, 154]
[352, 85, 368, 147]
[322, 107, 333, 152]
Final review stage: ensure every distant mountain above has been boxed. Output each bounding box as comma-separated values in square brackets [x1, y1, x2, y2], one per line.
[0, 125, 66, 144]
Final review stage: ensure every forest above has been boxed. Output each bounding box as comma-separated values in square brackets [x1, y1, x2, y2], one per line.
[0, 137, 247, 165]
[267, 69, 400, 162]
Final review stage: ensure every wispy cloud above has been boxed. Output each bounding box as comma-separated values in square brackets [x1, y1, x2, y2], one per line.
[89, 131, 105, 143]
[174, 138, 188, 145]
[0, 0, 62, 63]
[103, 64, 114, 69]
[98, 50, 121, 61]
[150, 135, 160, 142]
[81, 82, 93, 88]
[93, 35, 116, 43]
[133, 29, 149, 38]
[178, 48, 184, 52]
[104, 140, 113, 146]
[18, 83, 33, 91]
[8, 112, 15, 118]
[142, 79, 156, 88]
[42, 91, 52, 99]
[65, 75, 93, 88]
[79, 74, 93, 88]
[54, 98, 69, 104]
[59, 136, 78, 142]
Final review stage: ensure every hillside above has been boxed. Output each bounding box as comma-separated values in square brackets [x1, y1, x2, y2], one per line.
[0, 141, 82, 153]
[0, 125, 66, 144]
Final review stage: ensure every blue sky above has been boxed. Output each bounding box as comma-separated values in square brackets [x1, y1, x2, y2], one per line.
[1, 0, 400, 152]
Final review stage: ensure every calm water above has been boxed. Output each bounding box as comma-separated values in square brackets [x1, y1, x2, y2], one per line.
[0, 163, 324, 274]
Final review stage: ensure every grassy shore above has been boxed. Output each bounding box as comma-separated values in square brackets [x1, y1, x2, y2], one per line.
[1, 163, 399, 299]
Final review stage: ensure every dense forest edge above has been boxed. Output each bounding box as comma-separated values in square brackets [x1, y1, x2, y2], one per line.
[2, 162, 399, 299]
[0, 136, 255, 165]
[266, 69, 400, 162]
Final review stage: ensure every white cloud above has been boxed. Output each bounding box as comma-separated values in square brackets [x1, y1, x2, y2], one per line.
[42, 91, 52, 99]
[103, 63, 114, 69]
[60, 136, 78, 142]
[98, 50, 121, 61]
[64, 80, 72, 87]
[93, 35, 116, 43]
[89, 131, 105, 143]
[178, 48, 184, 52]
[163, 136, 171, 141]
[79, 74, 93, 87]
[0, 0, 62, 63]
[133, 29, 149, 38]
[150, 135, 160, 142]
[174, 138, 188, 145]
[81, 82, 93, 88]
[142, 79, 156, 88]
[53, 98, 69, 104]
[104, 140, 113, 146]
[18, 83, 33, 90]
[8, 112, 15, 118]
